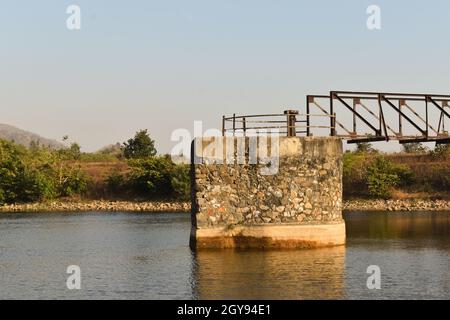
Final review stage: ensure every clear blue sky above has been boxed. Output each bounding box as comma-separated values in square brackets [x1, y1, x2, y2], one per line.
[1, 0, 449, 152]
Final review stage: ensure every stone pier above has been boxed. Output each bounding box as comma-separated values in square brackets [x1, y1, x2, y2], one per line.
[190, 136, 345, 249]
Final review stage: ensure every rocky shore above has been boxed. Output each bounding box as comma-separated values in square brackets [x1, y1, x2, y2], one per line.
[0, 200, 190, 213]
[343, 199, 450, 212]
[1, 199, 449, 213]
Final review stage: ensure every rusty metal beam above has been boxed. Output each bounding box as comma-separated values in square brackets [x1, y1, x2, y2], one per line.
[347, 137, 387, 144]
[381, 96, 427, 136]
[332, 92, 381, 136]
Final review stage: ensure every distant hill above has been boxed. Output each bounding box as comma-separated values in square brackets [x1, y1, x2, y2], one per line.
[0, 123, 64, 149]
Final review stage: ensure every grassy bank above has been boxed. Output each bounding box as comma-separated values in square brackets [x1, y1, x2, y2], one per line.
[343, 150, 450, 200]
[1, 133, 450, 209]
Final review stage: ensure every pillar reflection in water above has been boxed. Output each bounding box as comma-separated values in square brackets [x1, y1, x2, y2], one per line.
[190, 246, 345, 300]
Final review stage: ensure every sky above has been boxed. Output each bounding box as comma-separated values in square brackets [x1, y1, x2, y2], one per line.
[1, 0, 450, 153]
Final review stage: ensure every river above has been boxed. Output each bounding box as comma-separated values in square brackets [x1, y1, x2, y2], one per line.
[0, 211, 449, 299]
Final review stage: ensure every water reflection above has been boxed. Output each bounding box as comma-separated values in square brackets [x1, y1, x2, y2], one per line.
[1, 211, 449, 299]
[191, 246, 345, 299]
[345, 211, 450, 245]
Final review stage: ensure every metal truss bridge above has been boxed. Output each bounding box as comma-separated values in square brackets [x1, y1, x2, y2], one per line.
[222, 91, 450, 144]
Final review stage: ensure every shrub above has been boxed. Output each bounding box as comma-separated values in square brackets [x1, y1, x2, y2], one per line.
[355, 142, 375, 153]
[402, 142, 428, 154]
[106, 170, 127, 195]
[124, 156, 191, 200]
[19, 166, 57, 201]
[365, 155, 413, 198]
[127, 156, 174, 197]
[0, 139, 90, 204]
[343, 152, 369, 197]
[170, 164, 190, 201]
[429, 164, 450, 189]
[0, 140, 26, 204]
[58, 164, 89, 197]
[429, 144, 450, 159]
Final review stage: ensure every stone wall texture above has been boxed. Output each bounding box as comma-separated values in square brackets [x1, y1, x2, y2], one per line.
[190, 136, 345, 249]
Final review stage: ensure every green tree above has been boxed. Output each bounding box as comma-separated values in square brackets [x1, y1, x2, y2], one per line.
[128, 156, 174, 197]
[365, 155, 412, 198]
[402, 142, 427, 154]
[0, 139, 89, 204]
[123, 130, 157, 159]
[356, 142, 375, 153]
[170, 164, 190, 201]
[0, 140, 26, 203]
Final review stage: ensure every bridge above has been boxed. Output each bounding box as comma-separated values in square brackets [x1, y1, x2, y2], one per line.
[221, 91, 450, 145]
[190, 91, 449, 250]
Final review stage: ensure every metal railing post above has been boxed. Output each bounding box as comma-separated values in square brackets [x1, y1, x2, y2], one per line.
[330, 92, 335, 136]
[425, 96, 429, 138]
[232, 113, 236, 137]
[284, 110, 298, 137]
[222, 115, 225, 136]
[306, 96, 311, 136]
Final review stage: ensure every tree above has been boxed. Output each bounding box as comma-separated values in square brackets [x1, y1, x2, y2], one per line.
[127, 156, 174, 197]
[402, 142, 427, 154]
[356, 141, 375, 153]
[98, 143, 124, 159]
[123, 130, 157, 159]
[429, 144, 450, 159]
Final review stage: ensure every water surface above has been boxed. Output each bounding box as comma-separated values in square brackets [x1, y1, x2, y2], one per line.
[0, 211, 449, 299]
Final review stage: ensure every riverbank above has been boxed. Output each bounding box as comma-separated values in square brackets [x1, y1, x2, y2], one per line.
[343, 199, 450, 212]
[0, 200, 190, 213]
[1, 199, 450, 213]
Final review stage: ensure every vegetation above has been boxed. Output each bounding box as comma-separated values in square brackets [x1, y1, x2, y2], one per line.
[343, 143, 449, 199]
[402, 142, 428, 154]
[0, 129, 191, 205]
[366, 155, 412, 198]
[123, 129, 157, 159]
[429, 144, 450, 159]
[1, 128, 449, 205]
[104, 130, 190, 201]
[0, 139, 88, 204]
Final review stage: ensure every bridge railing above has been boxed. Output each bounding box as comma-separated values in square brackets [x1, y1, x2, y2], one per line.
[221, 111, 336, 137]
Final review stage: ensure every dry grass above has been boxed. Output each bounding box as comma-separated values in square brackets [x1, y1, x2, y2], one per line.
[78, 161, 129, 183]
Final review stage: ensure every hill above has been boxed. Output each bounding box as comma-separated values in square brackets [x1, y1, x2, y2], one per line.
[0, 123, 64, 149]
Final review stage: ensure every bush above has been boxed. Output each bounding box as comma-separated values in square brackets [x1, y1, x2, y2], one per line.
[343, 152, 369, 197]
[0, 139, 90, 204]
[117, 156, 191, 200]
[58, 164, 89, 197]
[0, 140, 27, 204]
[429, 144, 450, 159]
[106, 170, 127, 195]
[20, 165, 57, 201]
[170, 164, 190, 201]
[366, 155, 413, 198]
[402, 142, 428, 154]
[429, 164, 450, 189]
[128, 156, 174, 197]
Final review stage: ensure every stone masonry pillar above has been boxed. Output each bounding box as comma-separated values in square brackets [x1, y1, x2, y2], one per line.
[190, 136, 346, 249]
